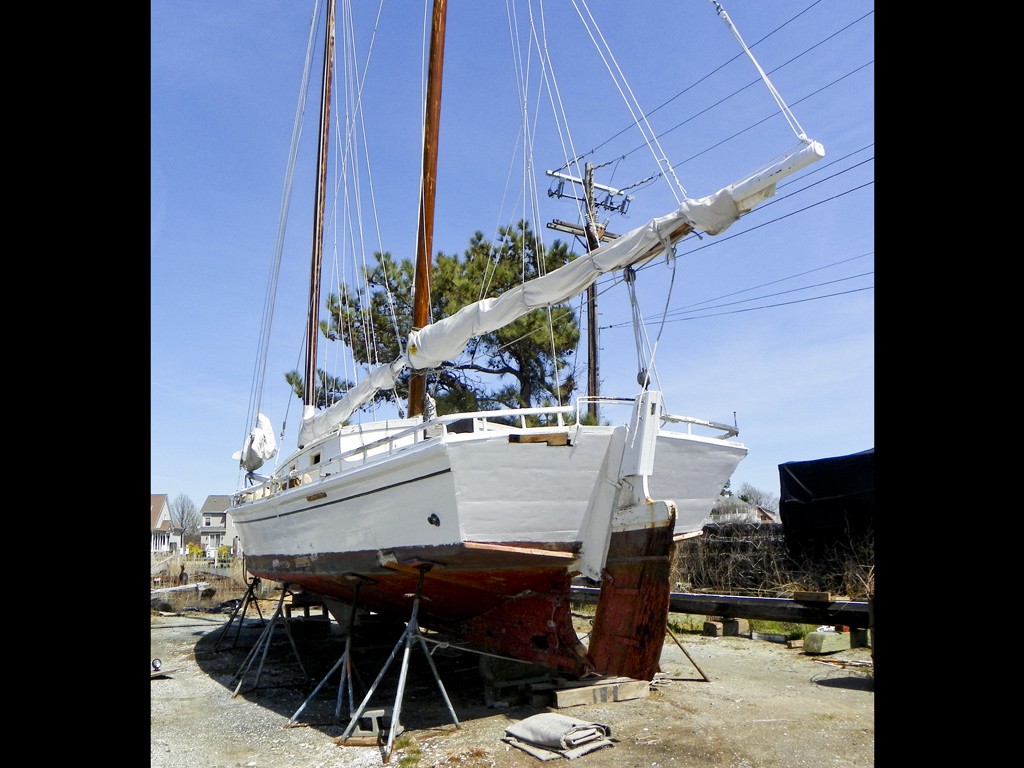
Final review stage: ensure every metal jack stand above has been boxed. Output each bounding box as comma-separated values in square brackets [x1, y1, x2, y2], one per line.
[666, 625, 711, 682]
[230, 584, 310, 697]
[288, 577, 372, 727]
[214, 575, 266, 652]
[339, 565, 460, 763]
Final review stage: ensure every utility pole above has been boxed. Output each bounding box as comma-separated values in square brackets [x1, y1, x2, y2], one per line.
[546, 163, 632, 422]
[582, 164, 603, 423]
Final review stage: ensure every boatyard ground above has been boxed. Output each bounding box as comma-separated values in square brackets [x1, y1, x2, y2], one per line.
[150, 596, 874, 768]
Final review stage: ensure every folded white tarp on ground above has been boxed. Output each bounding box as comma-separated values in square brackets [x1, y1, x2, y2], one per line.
[502, 712, 614, 760]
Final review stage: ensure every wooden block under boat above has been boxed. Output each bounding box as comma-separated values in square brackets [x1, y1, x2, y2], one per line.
[548, 677, 650, 708]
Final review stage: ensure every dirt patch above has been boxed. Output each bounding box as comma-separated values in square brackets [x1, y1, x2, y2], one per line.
[150, 609, 873, 767]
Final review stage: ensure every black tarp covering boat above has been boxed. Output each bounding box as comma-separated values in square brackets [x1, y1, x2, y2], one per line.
[778, 449, 874, 562]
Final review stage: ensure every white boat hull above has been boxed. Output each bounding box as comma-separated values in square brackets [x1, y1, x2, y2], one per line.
[229, 402, 744, 673]
[232, 417, 745, 561]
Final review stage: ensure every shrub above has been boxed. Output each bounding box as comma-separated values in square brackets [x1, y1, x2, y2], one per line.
[671, 522, 874, 599]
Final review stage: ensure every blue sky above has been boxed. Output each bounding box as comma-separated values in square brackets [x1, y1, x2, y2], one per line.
[151, 0, 874, 508]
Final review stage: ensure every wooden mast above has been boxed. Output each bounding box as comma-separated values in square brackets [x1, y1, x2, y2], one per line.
[408, 0, 447, 418]
[303, 0, 336, 409]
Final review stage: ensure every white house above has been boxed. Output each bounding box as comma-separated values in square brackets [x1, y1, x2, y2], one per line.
[199, 495, 231, 561]
[151, 493, 183, 553]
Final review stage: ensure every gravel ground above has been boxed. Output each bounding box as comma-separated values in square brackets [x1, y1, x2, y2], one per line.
[150, 607, 874, 768]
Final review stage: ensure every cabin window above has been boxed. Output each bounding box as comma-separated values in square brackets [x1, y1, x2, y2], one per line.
[312, 452, 322, 465]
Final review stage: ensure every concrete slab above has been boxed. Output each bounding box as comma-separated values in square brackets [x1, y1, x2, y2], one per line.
[803, 631, 851, 654]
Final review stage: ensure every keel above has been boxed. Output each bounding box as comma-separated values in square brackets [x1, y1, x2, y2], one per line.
[586, 498, 675, 679]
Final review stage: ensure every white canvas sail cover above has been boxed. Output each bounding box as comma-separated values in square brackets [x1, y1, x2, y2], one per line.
[297, 140, 824, 447]
[297, 360, 405, 446]
[237, 413, 279, 472]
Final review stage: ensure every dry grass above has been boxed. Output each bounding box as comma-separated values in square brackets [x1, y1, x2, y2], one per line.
[671, 522, 874, 599]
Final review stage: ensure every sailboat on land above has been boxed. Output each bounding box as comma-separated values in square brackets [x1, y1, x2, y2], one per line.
[229, 0, 824, 681]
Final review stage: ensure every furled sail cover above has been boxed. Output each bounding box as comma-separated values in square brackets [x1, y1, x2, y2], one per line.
[297, 359, 406, 448]
[238, 413, 278, 472]
[297, 140, 824, 446]
[405, 142, 825, 370]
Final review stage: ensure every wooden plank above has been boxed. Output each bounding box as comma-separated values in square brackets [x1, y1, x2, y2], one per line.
[553, 679, 650, 708]
[533, 675, 631, 690]
[463, 541, 575, 558]
[792, 591, 833, 603]
[509, 433, 569, 445]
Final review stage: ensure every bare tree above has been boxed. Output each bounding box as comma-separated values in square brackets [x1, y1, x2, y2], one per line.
[709, 494, 759, 523]
[737, 482, 779, 512]
[170, 494, 201, 547]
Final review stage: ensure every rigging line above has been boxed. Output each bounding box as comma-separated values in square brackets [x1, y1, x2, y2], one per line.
[621, 268, 647, 382]
[475, 6, 533, 307]
[330, 4, 405, 416]
[533, 3, 590, 228]
[573, 289, 589, 389]
[485, 303, 578, 355]
[603, 286, 874, 330]
[677, 252, 874, 311]
[347, 0, 402, 369]
[571, 0, 687, 200]
[677, 287, 874, 322]
[662, 272, 874, 320]
[545, 305, 565, 407]
[487, 3, 529, 302]
[342, 0, 403, 364]
[246, 0, 322, 440]
[586, 1, 862, 158]
[667, 61, 872, 171]
[327, 22, 364, 392]
[559, 51, 869, 205]
[636, 251, 678, 395]
[758, 145, 874, 192]
[710, 0, 807, 141]
[514, 12, 533, 293]
[673, 180, 874, 258]
[618, 157, 873, 286]
[499, 1, 595, 347]
[579, 159, 873, 313]
[530, 6, 570, 247]
[545, 4, 602, 193]
[521, 19, 559, 289]
[317, 4, 360, 400]
[485, 123, 530, 303]
[333, 9, 375, 381]
[725, 153, 873, 214]
[473, 19, 520, 305]
[588, 182, 873, 330]
[608, 262, 874, 334]
[623, 175, 872, 283]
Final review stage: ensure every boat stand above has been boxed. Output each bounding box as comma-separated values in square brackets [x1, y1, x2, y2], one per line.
[665, 625, 711, 682]
[214, 575, 266, 652]
[287, 578, 370, 727]
[339, 565, 460, 762]
[230, 583, 310, 697]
